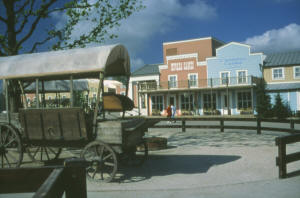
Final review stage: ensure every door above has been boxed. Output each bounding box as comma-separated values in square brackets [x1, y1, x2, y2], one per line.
[221, 92, 230, 115]
[168, 95, 176, 107]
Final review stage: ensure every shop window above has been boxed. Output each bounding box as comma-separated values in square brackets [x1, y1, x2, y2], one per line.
[151, 95, 163, 111]
[181, 94, 193, 110]
[237, 91, 252, 110]
[203, 93, 216, 110]
[237, 70, 247, 84]
[294, 66, 300, 79]
[220, 72, 229, 85]
[168, 75, 177, 88]
[188, 73, 198, 87]
[272, 68, 284, 80]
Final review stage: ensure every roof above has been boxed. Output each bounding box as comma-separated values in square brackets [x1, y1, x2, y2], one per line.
[131, 64, 160, 77]
[264, 50, 300, 67]
[266, 82, 300, 91]
[163, 36, 225, 46]
[0, 44, 130, 80]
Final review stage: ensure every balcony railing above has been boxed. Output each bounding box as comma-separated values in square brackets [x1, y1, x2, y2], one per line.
[139, 76, 257, 91]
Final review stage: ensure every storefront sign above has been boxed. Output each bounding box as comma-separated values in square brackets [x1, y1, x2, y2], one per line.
[171, 61, 194, 71]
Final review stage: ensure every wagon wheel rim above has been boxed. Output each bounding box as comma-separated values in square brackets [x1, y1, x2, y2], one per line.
[0, 123, 23, 168]
[81, 141, 118, 183]
[26, 146, 61, 162]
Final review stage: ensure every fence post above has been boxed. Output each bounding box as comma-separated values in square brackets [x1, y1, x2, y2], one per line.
[277, 140, 287, 179]
[257, 118, 261, 134]
[182, 120, 186, 132]
[64, 158, 87, 198]
[290, 120, 295, 132]
[220, 118, 224, 132]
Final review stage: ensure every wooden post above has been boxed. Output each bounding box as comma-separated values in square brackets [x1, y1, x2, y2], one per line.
[257, 118, 261, 134]
[137, 82, 140, 116]
[277, 141, 287, 179]
[182, 120, 186, 132]
[290, 120, 295, 132]
[70, 76, 74, 107]
[36, 78, 40, 108]
[64, 158, 87, 198]
[220, 118, 224, 132]
[41, 80, 45, 108]
[4, 80, 10, 124]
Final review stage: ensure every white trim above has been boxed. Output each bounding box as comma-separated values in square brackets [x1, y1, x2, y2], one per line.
[272, 67, 285, 80]
[159, 64, 168, 70]
[220, 71, 230, 85]
[163, 37, 213, 45]
[297, 91, 300, 111]
[293, 66, 300, 79]
[217, 42, 251, 52]
[236, 70, 248, 84]
[197, 61, 207, 66]
[267, 81, 300, 85]
[166, 53, 198, 62]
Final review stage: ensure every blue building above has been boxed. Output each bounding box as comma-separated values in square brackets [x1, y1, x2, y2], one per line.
[206, 42, 264, 115]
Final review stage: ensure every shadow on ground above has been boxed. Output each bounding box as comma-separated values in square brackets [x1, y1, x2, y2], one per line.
[116, 154, 241, 183]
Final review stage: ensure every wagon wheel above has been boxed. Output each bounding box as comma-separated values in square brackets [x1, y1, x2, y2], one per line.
[26, 146, 62, 162]
[0, 123, 23, 168]
[81, 141, 118, 183]
[122, 139, 148, 167]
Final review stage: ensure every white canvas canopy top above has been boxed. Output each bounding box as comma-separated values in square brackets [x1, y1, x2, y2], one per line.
[0, 44, 130, 80]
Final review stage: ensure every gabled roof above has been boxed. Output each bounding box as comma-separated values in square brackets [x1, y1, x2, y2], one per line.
[264, 50, 300, 67]
[131, 64, 160, 77]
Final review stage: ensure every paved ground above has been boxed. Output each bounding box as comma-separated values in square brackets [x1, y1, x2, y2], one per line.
[2, 121, 300, 198]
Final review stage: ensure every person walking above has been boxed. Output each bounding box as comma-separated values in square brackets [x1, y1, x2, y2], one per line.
[166, 104, 172, 123]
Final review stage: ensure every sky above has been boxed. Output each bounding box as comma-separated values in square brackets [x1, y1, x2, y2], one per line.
[100, 0, 300, 72]
[1, 0, 300, 72]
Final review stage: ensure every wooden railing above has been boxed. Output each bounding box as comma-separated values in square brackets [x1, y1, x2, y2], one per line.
[0, 158, 88, 198]
[275, 134, 300, 178]
[144, 117, 300, 134]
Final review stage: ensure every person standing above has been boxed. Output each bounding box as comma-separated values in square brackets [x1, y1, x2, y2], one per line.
[171, 103, 176, 123]
[166, 104, 171, 123]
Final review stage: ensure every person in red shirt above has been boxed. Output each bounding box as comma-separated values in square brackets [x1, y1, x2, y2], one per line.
[167, 105, 171, 123]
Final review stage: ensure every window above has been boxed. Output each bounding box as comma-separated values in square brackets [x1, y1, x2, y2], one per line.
[188, 73, 198, 87]
[141, 94, 146, 108]
[237, 70, 247, 84]
[151, 95, 163, 111]
[237, 91, 252, 110]
[294, 66, 300, 79]
[181, 94, 194, 110]
[168, 75, 177, 88]
[220, 72, 229, 85]
[272, 68, 284, 80]
[203, 93, 216, 110]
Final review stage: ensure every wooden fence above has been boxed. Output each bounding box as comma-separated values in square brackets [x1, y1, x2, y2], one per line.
[144, 117, 300, 134]
[0, 158, 88, 198]
[275, 134, 300, 178]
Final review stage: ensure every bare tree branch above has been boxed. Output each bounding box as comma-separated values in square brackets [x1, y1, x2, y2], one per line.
[17, 0, 57, 49]
[0, 15, 6, 22]
[15, 0, 30, 14]
[29, 35, 53, 53]
[15, 0, 35, 34]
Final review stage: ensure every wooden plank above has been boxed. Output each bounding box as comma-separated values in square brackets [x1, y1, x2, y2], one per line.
[286, 151, 300, 164]
[33, 168, 65, 198]
[0, 167, 55, 193]
[276, 134, 300, 145]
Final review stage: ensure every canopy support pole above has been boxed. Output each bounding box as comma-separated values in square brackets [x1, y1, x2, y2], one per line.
[4, 80, 10, 124]
[18, 81, 28, 109]
[70, 76, 74, 107]
[122, 75, 130, 118]
[36, 79, 40, 108]
[93, 72, 104, 136]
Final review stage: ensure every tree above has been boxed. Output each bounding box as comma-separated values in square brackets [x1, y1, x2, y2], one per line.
[255, 77, 272, 118]
[272, 93, 290, 119]
[0, 0, 144, 56]
[0, 0, 144, 112]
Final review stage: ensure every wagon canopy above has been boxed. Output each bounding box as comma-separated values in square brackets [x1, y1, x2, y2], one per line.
[0, 44, 130, 80]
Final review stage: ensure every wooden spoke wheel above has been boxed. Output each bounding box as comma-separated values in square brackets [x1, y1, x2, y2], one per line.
[26, 146, 62, 162]
[81, 141, 118, 183]
[0, 123, 23, 168]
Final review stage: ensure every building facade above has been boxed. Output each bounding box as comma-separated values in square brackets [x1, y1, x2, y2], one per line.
[264, 51, 300, 113]
[130, 37, 265, 116]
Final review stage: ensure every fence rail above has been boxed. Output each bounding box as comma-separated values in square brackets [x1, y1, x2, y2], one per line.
[144, 117, 300, 134]
[0, 158, 87, 198]
[275, 134, 300, 178]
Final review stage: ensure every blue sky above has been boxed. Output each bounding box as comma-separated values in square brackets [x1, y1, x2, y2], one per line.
[101, 0, 300, 71]
[1, 0, 300, 72]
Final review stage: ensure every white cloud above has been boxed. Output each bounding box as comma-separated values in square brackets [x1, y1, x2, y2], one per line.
[244, 23, 300, 53]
